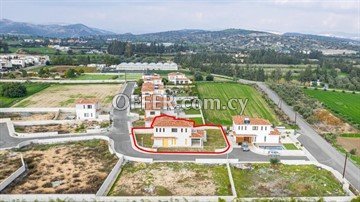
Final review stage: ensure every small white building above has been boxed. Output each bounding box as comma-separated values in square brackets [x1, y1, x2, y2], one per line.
[168, 72, 192, 85]
[75, 99, 99, 120]
[10, 59, 25, 68]
[151, 115, 206, 148]
[232, 116, 280, 145]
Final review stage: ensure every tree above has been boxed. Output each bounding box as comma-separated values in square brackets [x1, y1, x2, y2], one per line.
[125, 42, 133, 57]
[65, 68, 77, 78]
[20, 69, 28, 78]
[206, 74, 214, 81]
[285, 70, 292, 82]
[194, 72, 203, 81]
[1, 83, 27, 98]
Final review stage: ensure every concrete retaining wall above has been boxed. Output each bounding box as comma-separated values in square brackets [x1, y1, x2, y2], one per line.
[0, 155, 26, 192]
[96, 157, 124, 196]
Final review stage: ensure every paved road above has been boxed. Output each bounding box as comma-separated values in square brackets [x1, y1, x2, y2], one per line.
[0, 81, 307, 162]
[239, 79, 360, 191]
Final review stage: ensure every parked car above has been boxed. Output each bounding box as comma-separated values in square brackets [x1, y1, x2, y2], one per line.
[268, 150, 280, 157]
[241, 142, 250, 152]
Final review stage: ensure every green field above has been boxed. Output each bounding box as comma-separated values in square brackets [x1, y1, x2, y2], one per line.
[304, 89, 360, 125]
[0, 83, 50, 108]
[283, 143, 299, 150]
[74, 74, 118, 80]
[10, 47, 58, 55]
[197, 82, 279, 125]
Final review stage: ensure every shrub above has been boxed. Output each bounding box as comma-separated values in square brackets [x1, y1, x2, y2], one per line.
[332, 89, 336, 92]
[270, 157, 280, 165]
[342, 90, 345, 93]
[9, 73, 16, 79]
[352, 91, 355, 94]
[350, 149, 357, 155]
[194, 71, 203, 81]
[1, 83, 27, 98]
[206, 74, 214, 81]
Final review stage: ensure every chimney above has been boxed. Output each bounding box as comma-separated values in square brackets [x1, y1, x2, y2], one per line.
[244, 117, 250, 124]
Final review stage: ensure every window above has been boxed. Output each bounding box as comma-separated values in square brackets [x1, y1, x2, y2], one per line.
[150, 111, 155, 115]
[264, 136, 267, 142]
[84, 113, 89, 117]
[87, 105, 92, 109]
[265, 126, 267, 130]
[181, 128, 183, 132]
[171, 128, 178, 132]
[163, 128, 165, 132]
[252, 126, 258, 130]
[90, 113, 93, 117]
[238, 126, 240, 130]
[261, 126, 263, 130]
[244, 126, 247, 130]
[185, 128, 187, 132]
[156, 128, 158, 132]
[83, 105, 86, 109]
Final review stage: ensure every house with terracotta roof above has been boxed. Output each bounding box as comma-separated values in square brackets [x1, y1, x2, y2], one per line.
[75, 98, 99, 120]
[151, 115, 207, 147]
[168, 72, 192, 85]
[232, 115, 280, 145]
[142, 73, 163, 85]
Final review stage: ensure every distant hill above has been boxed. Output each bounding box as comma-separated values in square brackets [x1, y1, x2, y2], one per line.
[0, 19, 115, 37]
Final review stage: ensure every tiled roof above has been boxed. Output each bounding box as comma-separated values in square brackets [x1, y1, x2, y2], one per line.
[191, 130, 205, 138]
[270, 128, 280, 135]
[152, 116, 194, 127]
[141, 82, 154, 92]
[76, 98, 98, 104]
[233, 116, 271, 125]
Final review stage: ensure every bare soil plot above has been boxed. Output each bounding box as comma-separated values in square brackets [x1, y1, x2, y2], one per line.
[13, 84, 122, 109]
[15, 120, 110, 134]
[313, 109, 357, 134]
[0, 151, 22, 182]
[1, 140, 117, 194]
[0, 112, 55, 121]
[231, 163, 346, 197]
[109, 162, 231, 196]
[337, 137, 360, 155]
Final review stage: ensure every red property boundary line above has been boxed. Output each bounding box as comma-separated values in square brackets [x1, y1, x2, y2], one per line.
[131, 114, 231, 155]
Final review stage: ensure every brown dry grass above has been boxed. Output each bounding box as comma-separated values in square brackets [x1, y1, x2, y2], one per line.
[13, 84, 122, 109]
[1, 140, 117, 194]
[0, 112, 55, 121]
[337, 137, 360, 155]
[314, 109, 357, 134]
[0, 151, 22, 182]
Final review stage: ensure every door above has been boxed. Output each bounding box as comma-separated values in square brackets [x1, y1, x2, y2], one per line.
[163, 138, 169, 147]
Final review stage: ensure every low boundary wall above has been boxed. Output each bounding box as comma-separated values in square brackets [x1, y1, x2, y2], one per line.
[0, 155, 26, 192]
[96, 157, 124, 196]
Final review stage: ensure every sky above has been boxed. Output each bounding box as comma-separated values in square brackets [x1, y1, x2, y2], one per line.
[0, 0, 359, 35]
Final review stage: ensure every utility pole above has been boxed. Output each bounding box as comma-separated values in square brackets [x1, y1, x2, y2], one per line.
[342, 153, 348, 178]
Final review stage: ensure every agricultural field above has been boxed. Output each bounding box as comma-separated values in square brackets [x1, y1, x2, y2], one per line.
[231, 163, 346, 197]
[74, 74, 119, 80]
[109, 162, 231, 196]
[197, 82, 279, 125]
[304, 89, 360, 125]
[10, 46, 58, 55]
[13, 84, 121, 109]
[0, 83, 50, 108]
[1, 140, 118, 194]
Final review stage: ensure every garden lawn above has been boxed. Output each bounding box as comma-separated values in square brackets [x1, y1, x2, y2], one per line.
[190, 117, 203, 125]
[0, 83, 50, 108]
[134, 133, 153, 148]
[184, 108, 201, 115]
[197, 82, 279, 125]
[304, 89, 360, 125]
[203, 129, 227, 151]
[283, 143, 299, 150]
[231, 164, 346, 197]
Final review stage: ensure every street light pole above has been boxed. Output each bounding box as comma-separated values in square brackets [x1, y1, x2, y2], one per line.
[342, 153, 348, 178]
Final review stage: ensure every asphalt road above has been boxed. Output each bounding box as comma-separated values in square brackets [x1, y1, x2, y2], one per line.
[239, 79, 360, 191]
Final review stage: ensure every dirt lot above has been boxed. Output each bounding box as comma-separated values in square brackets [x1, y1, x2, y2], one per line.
[313, 109, 358, 134]
[337, 137, 360, 155]
[109, 162, 231, 196]
[13, 84, 122, 109]
[1, 140, 117, 194]
[0, 112, 55, 121]
[15, 120, 110, 134]
[231, 163, 346, 197]
[0, 151, 22, 182]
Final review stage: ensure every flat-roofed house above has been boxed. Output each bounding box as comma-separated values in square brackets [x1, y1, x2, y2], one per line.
[232, 116, 280, 145]
[75, 98, 99, 120]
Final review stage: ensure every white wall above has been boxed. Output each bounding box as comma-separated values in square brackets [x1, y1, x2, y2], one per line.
[153, 126, 192, 147]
